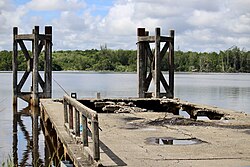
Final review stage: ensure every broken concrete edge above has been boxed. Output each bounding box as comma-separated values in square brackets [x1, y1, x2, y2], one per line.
[51, 97, 248, 119]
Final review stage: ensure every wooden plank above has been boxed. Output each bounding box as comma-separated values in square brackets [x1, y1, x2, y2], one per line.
[138, 36, 155, 42]
[15, 34, 34, 40]
[160, 36, 173, 42]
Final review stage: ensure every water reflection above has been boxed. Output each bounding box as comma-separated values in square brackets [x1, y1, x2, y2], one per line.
[12, 105, 44, 166]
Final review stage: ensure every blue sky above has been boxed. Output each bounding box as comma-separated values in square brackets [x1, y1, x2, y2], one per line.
[1, 0, 250, 51]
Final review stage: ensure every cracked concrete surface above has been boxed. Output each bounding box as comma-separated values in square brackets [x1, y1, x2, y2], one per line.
[99, 112, 250, 167]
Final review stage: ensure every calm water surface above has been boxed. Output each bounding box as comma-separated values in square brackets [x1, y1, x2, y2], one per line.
[0, 72, 249, 164]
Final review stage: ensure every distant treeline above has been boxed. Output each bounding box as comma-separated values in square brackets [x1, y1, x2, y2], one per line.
[0, 46, 249, 72]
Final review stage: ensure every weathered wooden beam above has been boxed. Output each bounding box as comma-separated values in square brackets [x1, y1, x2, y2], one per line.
[32, 26, 39, 106]
[69, 104, 73, 129]
[92, 119, 100, 160]
[44, 26, 52, 98]
[18, 92, 31, 103]
[154, 27, 161, 98]
[82, 115, 88, 146]
[64, 100, 68, 124]
[13, 27, 18, 105]
[137, 28, 146, 98]
[17, 71, 30, 92]
[145, 43, 153, 61]
[18, 40, 31, 60]
[144, 72, 152, 92]
[159, 72, 172, 97]
[15, 34, 34, 40]
[38, 40, 44, 55]
[160, 36, 173, 42]
[37, 72, 45, 90]
[169, 30, 175, 98]
[64, 95, 98, 120]
[138, 36, 155, 43]
[160, 42, 169, 61]
[75, 109, 80, 137]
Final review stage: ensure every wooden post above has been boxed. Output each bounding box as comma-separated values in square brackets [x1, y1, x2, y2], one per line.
[13, 27, 18, 105]
[82, 115, 88, 146]
[136, 27, 175, 98]
[64, 100, 68, 123]
[69, 105, 73, 129]
[32, 26, 39, 106]
[31, 106, 39, 165]
[154, 28, 161, 98]
[12, 105, 18, 164]
[75, 109, 80, 137]
[12, 26, 53, 106]
[92, 117, 100, 160]
[169, 30, 175, 98]
[44, 26, 52, 98]
[137, 28, 146, 98]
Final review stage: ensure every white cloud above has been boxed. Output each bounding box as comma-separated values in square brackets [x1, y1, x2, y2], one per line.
[0, 0, 250, 51]
[26, 0, 86, 11]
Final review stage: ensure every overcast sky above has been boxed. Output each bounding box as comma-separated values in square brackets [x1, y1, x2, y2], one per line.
[0, 0, 249, 52]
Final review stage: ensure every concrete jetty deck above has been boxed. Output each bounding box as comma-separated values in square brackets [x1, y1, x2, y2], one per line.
[40, 98, 250, 167]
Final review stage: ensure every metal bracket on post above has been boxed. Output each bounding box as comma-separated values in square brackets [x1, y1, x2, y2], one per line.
[71, 93, 77, 99]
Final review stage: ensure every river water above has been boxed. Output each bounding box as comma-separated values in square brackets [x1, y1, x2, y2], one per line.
[0, 72, 250, 164]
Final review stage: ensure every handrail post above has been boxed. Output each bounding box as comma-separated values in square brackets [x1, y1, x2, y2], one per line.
[63, 94, 100, 161]
[63, 99, 68, 124]
[92, 116, 100, 160]
[75, 109, 80, 137]
[69, 104, 73, 129]
[82, 115, 88, 146]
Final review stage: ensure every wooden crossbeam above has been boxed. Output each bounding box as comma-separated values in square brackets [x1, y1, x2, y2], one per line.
[38, 72, 45, 90]
[18, 40, 31, 60]
[38, 40, 44, 56]
[145, 43, 153, 61]
[137, 27, 174, 98]
[138, 36, 173, 43]
[17, 71, 30, 92]
[160, 42, 169, 61]
[160, 72, 171, 95]
[15, 34, 34, 40]
[144, 72, 152, 92]
[160, 36, 173, 42]
[13, 26, 53, 106]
